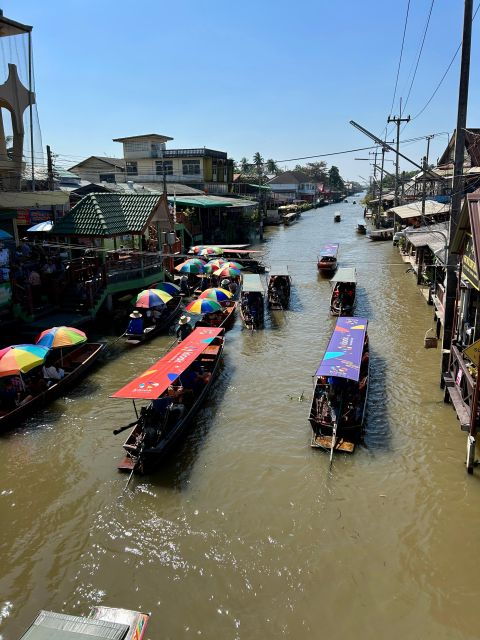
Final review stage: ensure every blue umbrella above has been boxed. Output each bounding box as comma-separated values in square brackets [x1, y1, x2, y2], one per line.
[0, 229, 13, 239]
[27, 221, 53, 233]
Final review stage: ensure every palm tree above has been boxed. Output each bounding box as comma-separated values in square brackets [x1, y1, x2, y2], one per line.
[266, 158, 279, 175]
[240, 157, 251, 175]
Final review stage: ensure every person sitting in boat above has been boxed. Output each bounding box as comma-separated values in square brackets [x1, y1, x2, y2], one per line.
[176, 315, 193, 342]
[228, 280, 238, 296]
[180, 274, 189, 295]
[127, 310, 144, 335]
[152, 306, 165, 324]
[42, 362, 65, 387]
[0, 378, 20, 410]
[18, 372, 47, 405]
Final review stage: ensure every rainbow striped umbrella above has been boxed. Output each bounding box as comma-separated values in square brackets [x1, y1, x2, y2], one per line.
[214, 266, 242, 278]
[175, 262, 205, 274]
[191, 245, 204, 254]
[156, 282, 181, 296]
[36, 326, 87, 349]
[135, 289, 173, 308]
[184, 257, 206, 266]
[185, 298, 223, 314]
[199, 246, 223, 256]
[199, 287, 232, 302]
[0, 344, 49, 377]
[207, 258, 226, 268]
[224, 261, 244, 270]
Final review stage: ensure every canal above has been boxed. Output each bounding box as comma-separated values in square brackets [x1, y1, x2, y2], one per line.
[1, 200, 480, 639]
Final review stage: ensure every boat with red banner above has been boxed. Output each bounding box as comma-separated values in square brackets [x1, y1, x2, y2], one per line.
[309, 317, 369, 456]
[112, 327, 225, 474]
[317, 243, 339, 274]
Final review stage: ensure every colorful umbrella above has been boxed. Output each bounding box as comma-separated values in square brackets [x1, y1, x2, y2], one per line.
[184, 258, 206, 266]
[191, 245, 204, 254]
[199, 287, 232, 302]
[175, 262, 205, 274]
[156, 282, 181, 296]
[199, 246, 223, 256]
[207, 258, 226, 268]
[135, 289, 173, 308]
[223, 261, 244, 270]
[185, 298, 223, 314]
[214, 266, 242, 278]
[0, 344, 49, 377]
[36, 326, 87, 349]
[0, 229, 12, 240]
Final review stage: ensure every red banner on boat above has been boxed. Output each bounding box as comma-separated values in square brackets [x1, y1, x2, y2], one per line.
[111, 327, 223, 400]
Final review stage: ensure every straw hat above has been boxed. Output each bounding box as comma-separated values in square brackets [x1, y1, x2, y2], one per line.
[178, 314, 191, 325]
[129, 310, 142, 318]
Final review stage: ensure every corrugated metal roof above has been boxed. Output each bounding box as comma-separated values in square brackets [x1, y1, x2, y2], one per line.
[242, 273, 264, 293]
[388, 200, 450, 219]
[405, 222, 449, 257]
[51, 193, 161, 236]
[20, 611, 128, 640]
[332, 267, 357, 283]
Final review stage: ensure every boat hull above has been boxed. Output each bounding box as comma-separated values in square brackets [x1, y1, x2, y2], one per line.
[125, 297, 182, 344]
[0, 343, 106, 431]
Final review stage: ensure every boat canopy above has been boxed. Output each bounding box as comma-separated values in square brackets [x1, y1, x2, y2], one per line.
[19, 611, 129, 640]
[111, 327, 223, 400]
[223, 248, 262, 254]
[268, 264, 289, 277]
[242, 273, 264, 293]
[315, 317, 368, 382]
[319, 243, 339, 258]
[332, 267, 357, 284]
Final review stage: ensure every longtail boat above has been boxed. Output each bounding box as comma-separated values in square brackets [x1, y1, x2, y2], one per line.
[369, 227, 394, 241]
[0, 342, 106, 431]
[309, 317, 369, 455]
[334, 213, 341, 222]
[19, 606, 150, 640]
[267, 264, 291, 310]
[125, 296, 182, 345]
[240, 273, 265, 329]
[357, 219, 367, 234]
[330, 267, 357, 316]
[317, 243, 339, 274]
[112, 327, 224, 474]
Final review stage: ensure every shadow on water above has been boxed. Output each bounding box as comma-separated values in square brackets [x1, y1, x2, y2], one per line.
[145, 360, 235, 491]
[355, 286, 373, 318]
[362, 353, 392, 453]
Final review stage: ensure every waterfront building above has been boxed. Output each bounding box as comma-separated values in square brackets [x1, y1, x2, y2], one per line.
[267, 171, 317, 203]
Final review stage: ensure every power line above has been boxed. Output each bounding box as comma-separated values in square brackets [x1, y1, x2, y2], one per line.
[389, 0, 411, 118]
[402, 0, 435, 115]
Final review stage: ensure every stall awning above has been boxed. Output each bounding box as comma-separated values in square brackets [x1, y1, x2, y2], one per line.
[387, 200, 450, 219]
[168, 196, 257, 208]
[111, 327, 222, 400]
[332, 267, 357, 283]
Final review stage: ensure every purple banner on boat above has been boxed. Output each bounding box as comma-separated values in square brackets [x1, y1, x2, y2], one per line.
[316, 317, 368, 381]
[320, 243, 339, 257]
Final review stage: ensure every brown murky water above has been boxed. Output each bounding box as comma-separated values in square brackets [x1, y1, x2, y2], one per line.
[1, 200, 480, 640]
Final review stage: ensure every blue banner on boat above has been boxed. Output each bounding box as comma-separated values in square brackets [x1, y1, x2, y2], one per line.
[316, 317, 368, 381]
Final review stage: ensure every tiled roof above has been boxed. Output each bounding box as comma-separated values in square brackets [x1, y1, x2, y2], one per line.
[267, 171, 311, 185]
[51, 193, 161, 236]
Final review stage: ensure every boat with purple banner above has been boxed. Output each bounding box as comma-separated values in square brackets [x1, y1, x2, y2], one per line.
[309, 317, 369, 455]
[317, 243, 339, 274]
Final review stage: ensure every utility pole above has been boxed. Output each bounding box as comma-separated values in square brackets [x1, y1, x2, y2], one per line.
[371, 149, 378, 199]
[46, 145, 54, 191]
[421, 135, 434, 216]
[387, 111, 410, 206]
[442, 0, 473, 385]
[377, 148, 386, 229]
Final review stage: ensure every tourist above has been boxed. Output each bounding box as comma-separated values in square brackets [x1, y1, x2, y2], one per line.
[176, 315, 193, 342]
[42, 363, 65, 386]
[127, 310, 144, 335]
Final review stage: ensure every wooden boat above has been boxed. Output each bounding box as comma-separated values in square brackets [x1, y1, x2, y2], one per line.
[334, 213, 341, 222]
[282, 211, 299, 226]
[309, 317, 369, 455]
[317, 243, 339, 274]
[369, 227, 394, 241]
[267, 264, 291, 309]
[356, 219, 367, 234]
[20, 606, 150, 640]
[223, 248, 266, 273]
[240, 273, 265, 329]
[125, 296, 182, 345]
[113, 327, 225, 474]
[194, 300, 237, 331]
[330, 267, 357, 316]
[0, 342, 106, 431]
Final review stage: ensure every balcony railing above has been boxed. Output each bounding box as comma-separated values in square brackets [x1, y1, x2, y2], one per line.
[444, 344, 476, 430]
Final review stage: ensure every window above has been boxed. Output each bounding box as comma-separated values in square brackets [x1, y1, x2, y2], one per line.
[124, 142, 149, 153]
[156, 160, 173, 176]
[126, 161, 138, 176]
[99, 173, 115, 183]
[182, 159, 201, 175]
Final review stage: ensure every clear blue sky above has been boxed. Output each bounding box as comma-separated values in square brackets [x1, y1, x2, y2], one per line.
[2, 0, 480, 182]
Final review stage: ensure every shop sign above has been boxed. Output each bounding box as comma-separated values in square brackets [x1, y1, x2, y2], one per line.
[462, 234, 479, 291]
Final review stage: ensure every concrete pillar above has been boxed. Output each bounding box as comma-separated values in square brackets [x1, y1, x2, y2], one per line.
[466, 435, 475, 474]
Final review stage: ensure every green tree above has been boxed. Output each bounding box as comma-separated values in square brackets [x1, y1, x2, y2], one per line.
[252, 152, 265, 183]
[328, 165, 344, 191]
[266, 158, 280, 175]
[239, 157, 251, 175]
